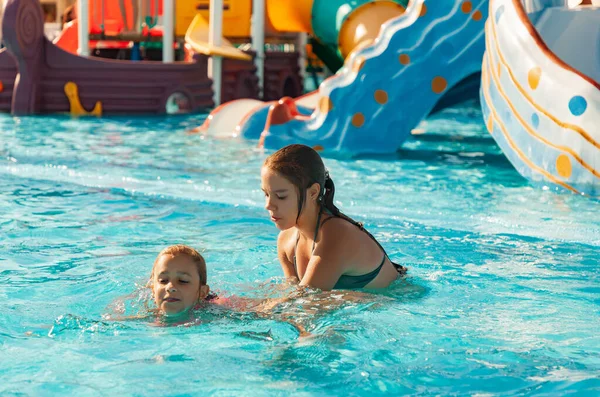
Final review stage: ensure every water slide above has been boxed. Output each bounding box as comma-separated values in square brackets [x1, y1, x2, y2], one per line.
[202, 0, 489, 155]
[480, 0, 600, 196]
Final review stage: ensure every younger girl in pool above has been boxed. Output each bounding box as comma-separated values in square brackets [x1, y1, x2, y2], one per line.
[149, 244, 313, 334]
[261, 144, 407, 291]
[149, 244, 233, 318]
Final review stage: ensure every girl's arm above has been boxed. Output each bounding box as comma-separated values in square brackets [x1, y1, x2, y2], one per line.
[252, 287, 381, 337]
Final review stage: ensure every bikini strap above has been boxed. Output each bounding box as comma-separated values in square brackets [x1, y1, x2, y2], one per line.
[306, 211, 407, 275]
[320, 216, 335, 228]
[353, 219, 407, 275]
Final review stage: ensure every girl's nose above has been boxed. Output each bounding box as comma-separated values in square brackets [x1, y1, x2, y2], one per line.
[167, 283, 177, 292]
[265, 197, 275, 211]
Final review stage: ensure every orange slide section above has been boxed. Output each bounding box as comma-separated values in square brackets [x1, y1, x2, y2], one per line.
[86, 0, 161, 34]
[53, 19, 132, 54]
[54, 20, 80, 53]
[53, 0, 162, 54]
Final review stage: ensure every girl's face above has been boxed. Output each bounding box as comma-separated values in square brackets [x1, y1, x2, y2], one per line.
[261, 167, 300, 230]
[152, 254, 207, 316]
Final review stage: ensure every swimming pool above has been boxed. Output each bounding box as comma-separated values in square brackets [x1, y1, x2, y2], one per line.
[1, 102, 599, 395]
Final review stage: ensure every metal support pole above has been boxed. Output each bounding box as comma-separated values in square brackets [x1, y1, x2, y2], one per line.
[297, 32, 307, 91]
[251, 0, 265, 98]
[163, 0, 174, 62]
[208, 0, 224, 105]
[77, 0, 89, 56]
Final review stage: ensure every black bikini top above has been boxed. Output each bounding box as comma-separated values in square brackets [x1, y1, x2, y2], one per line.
[293, 211, 406, 289]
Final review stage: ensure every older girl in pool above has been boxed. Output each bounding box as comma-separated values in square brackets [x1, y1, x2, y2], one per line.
[261, 144, 406, 291]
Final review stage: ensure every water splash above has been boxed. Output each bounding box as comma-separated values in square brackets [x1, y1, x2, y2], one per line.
[48, 314, 131, 338]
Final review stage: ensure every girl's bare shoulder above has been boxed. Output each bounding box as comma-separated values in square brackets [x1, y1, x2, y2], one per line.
[278, 228, 296, 246]
[321, 217, 359, 237]
[320, 217, 375, 249]
[277, 228, 297, 257]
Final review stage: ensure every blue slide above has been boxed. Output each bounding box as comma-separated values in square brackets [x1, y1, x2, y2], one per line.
[202, 0, 489, 155]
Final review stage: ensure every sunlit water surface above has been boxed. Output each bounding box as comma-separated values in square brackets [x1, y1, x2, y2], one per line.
[1, 103, 599, 395]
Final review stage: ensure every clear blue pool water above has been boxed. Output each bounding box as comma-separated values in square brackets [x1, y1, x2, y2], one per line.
[1, 102, 599, 395]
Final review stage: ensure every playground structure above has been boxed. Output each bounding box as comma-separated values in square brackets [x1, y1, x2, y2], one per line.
[2, 0, 597, 200]
[201, 0, 489, 154]
[0, 0, 212, 115]
[480, 0, 600, 196]
[0, 0, 305, 115]
[1, 0, 489, 123]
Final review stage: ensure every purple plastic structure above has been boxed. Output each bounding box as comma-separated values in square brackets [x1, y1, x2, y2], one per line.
[0, 0, 214, 115]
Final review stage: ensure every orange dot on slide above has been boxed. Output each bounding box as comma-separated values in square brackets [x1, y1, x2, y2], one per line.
[556, 154, 572, 178]
[432, 76, 448, 94]
[528, 67, 542, 90]
[374, 90, 388, 104]
[352, 113, 365, 127]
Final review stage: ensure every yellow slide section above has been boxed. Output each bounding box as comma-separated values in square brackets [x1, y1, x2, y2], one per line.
[184, 14, 252, 61]
[266, 0, 314, 34]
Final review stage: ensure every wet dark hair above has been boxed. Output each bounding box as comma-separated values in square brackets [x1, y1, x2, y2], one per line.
[263, 144, 346, 221]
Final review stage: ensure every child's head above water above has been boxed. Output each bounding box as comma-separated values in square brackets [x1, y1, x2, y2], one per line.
[150, 245, 210, 316]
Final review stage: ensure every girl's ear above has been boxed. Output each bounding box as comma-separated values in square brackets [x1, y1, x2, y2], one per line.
[308, 182, 321, 202]
[198, 285, 210, 299]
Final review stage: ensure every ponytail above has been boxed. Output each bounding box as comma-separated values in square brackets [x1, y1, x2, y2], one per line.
[321, 171, 340, 217]
[320, 172, 363, 230]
